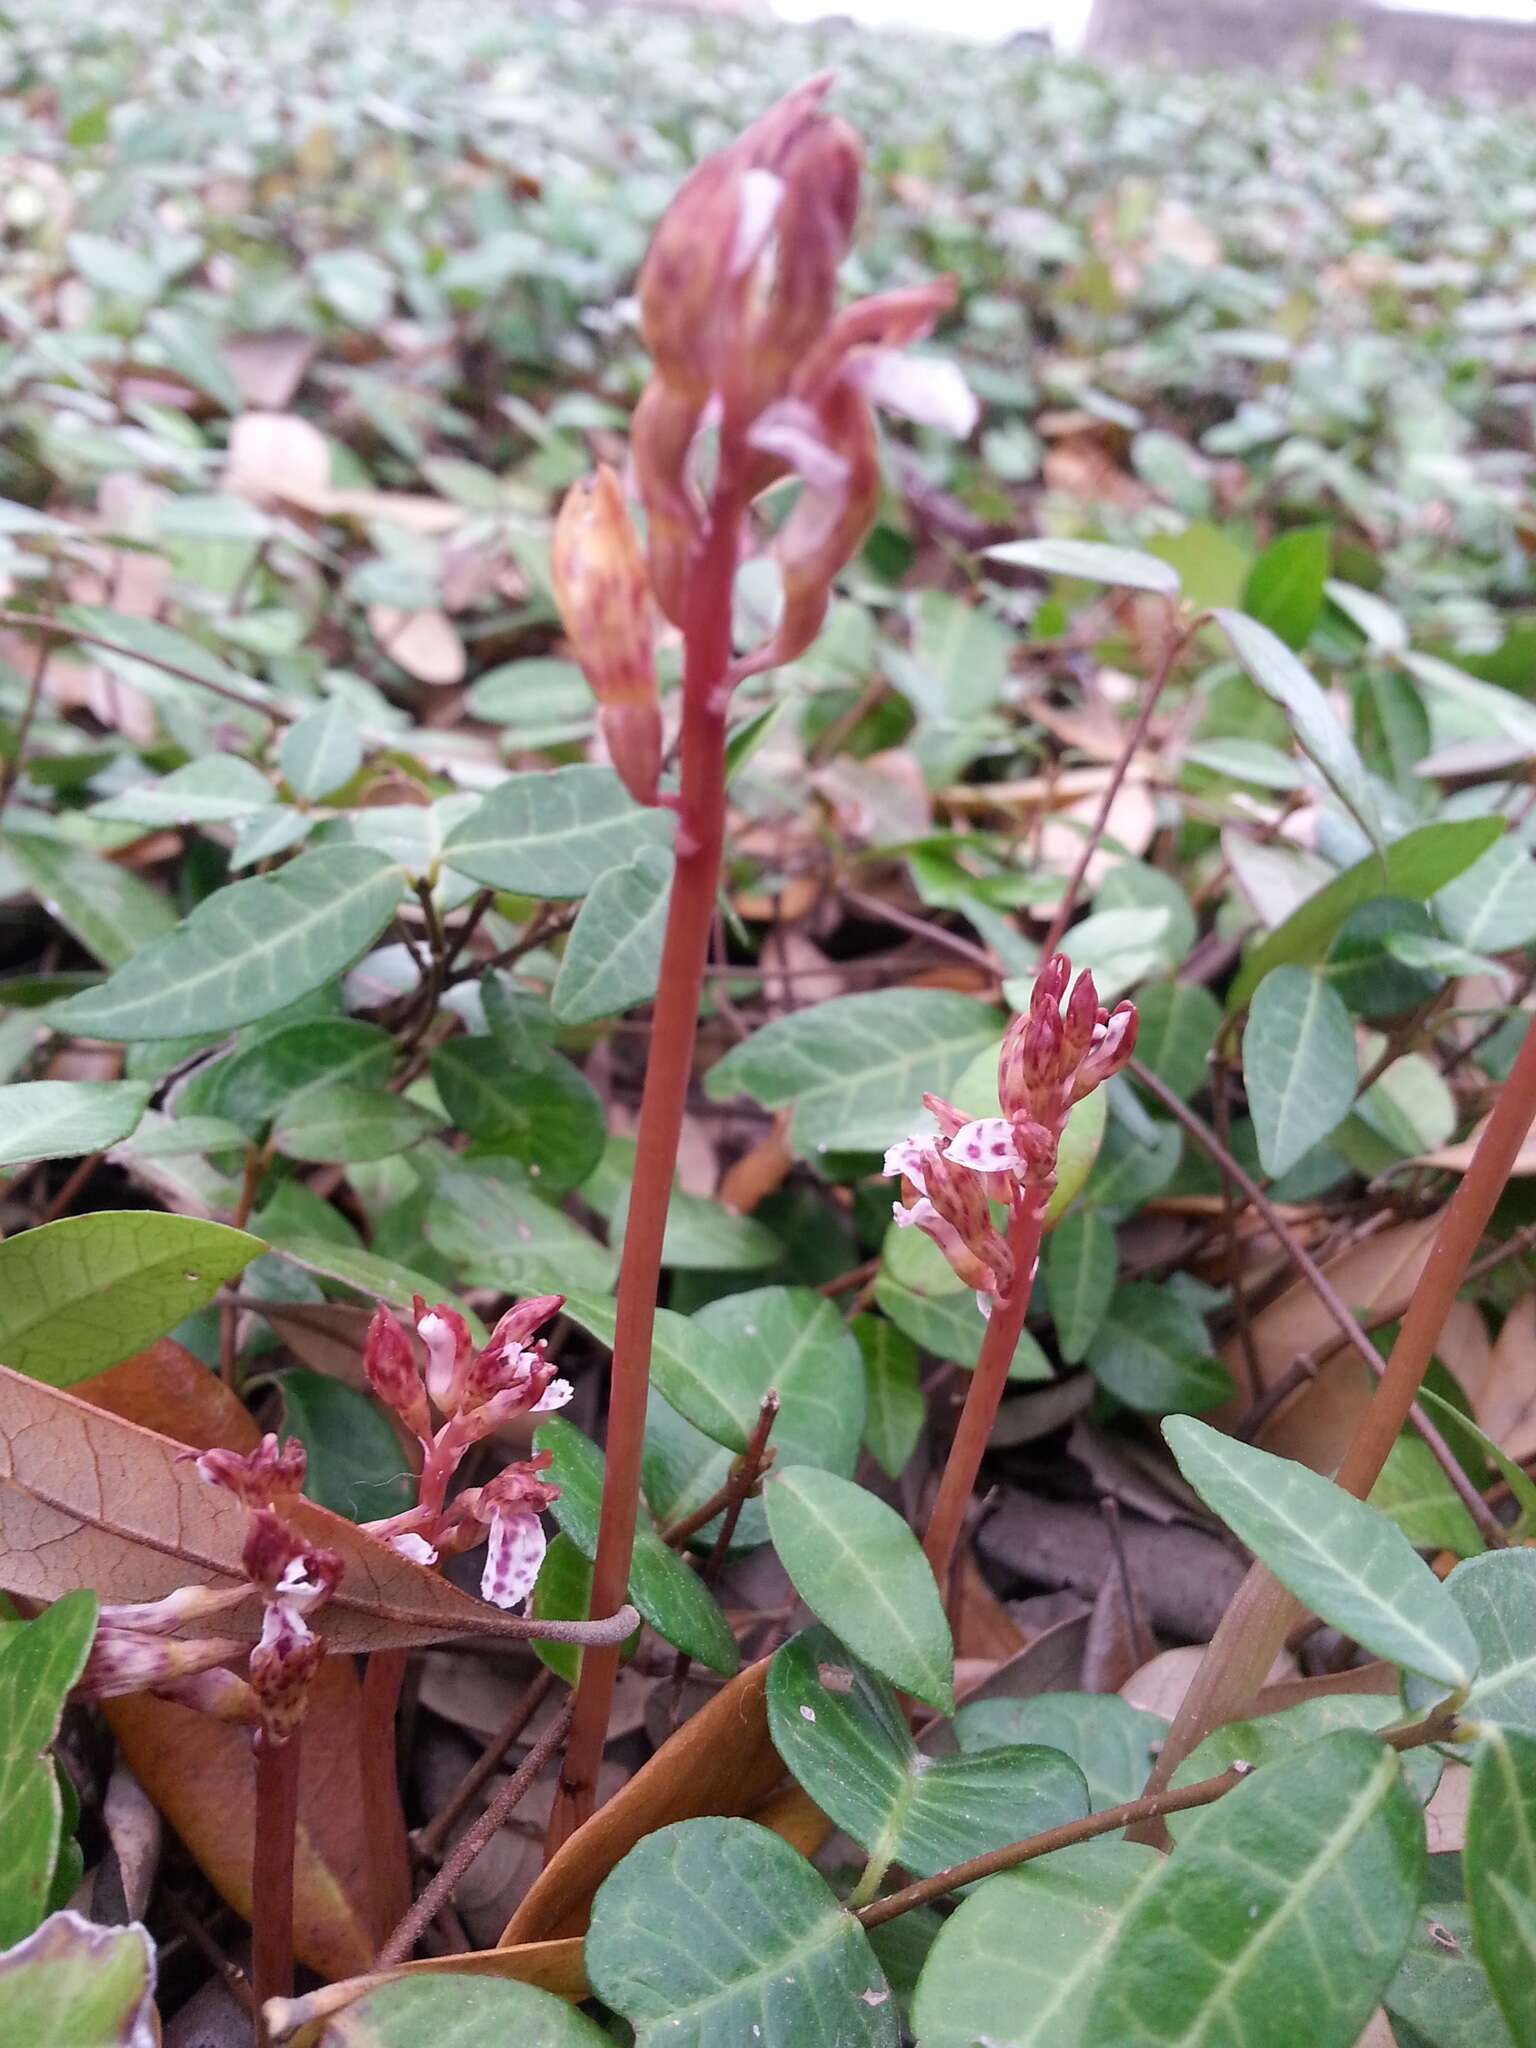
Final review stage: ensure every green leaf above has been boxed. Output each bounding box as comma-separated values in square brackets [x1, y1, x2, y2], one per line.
[0, 1912, 158, 2048]
[551, 846, 673, 1023]
[1162, 1417, 1480, 1688]
[1385, 1899, 1516, 2048]
[0, 1595, 98, 1946]
[0, 1082, 150, 1170]
[1214, 608, 1382, 848]
[1324, 898, 1439, 1019]
[425, 1161, 615, 1297]
[279, 1369, 413, 1523]
[562, 1291, 748, 1455]
[271, 1083, 442, 1164]
[704, 989, 1001, 1158]
[1404, 1551, 1536, 1737]
[1046, 1210, 1118, 1364]
[1466, 1728, 1536, 2048]
[262, 1233, 479, 1332]
[608, 1184, 780, 1271]
[954, 1692, 1169, 1813]
[1241, 526, 1329, 649]
[764, 1466, 953, 1712]
[1416, 1386, 1536, 1536]
[1403, 650, 1536, 755]
[300, 1974, 607, 2045]
[1167, 1696, 1443, 1823]
[197, 1018, 395, 1135]
[429, 1041, 604, 1194]
[853, 1315, 923, 1479]
[535, 1417, 738, 1676]
[5, 834, 179, 969]
[767, 1627, 1087, 1891]
[986, 537, 1181, 596]
[1084, 1732, 1424, 2048]
[90, 757, 275, 828]
[872, 1269, 982, 1370]
[1369, 1434, 1484, 1559]
[279, 699, 363, 800]
[529, 1531, 641, 1688]
[1228, 820, 1505, 1008]
[1325, 578, 1408, 655]
[912, 1842, 1163, 2048]
[443, 765, 673, 900]
[1436, 837, 1536, 953]
[0, 1214, 264, 1387]
[1243, 966, 1356, 1176]
[54, 845, 404, 1040]
[586, 1816, 898, 2047]
[1089, 1284, 1232, 1414]
[1131, 981, 1220, 1101]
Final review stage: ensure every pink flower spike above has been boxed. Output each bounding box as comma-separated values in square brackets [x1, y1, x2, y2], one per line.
[844, 349, 978, 438]
[481, 1510, 547, 1611]
[363, 1303, 429, 1441]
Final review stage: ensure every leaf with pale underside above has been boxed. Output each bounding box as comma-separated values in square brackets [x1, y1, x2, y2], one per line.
[443, 765, 673, 900]
[912, 1842, 1163, 2048]
[1466, 1727, 1536, 2048]
[1163, 1418, 1479, 1689]
[955, 1692, 1168, 1814]
[295, 1973, 606, 2045]
[1083, 1732, 1425, 2048]
[1404, 1550, 1536, 1736]
[0, 1911, 157, 2048]
[0, 1367, 582, 1652]
[986, 537, 1181, 595]
[586, 1817, 898, 2047]
[0, 1594, 98, 1947]
[1243, 966, 1356, 1176]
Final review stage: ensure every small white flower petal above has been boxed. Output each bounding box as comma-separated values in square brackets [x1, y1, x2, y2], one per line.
[481, 1510, 546, 1612]
[530, 1378, 574, 1415]
[947, 1118, 1023, 1175]
[387, 1533, 438, 1566]
[883, 1135, 937, 1188]
[846, 348, 979, 438]
[730, 169, 785, 278]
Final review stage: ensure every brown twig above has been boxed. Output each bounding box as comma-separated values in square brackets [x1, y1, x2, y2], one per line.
[413, 1666, 554, 1865]
[374, 1697, 573, 1970]
[251, 1730, 302, 2043]
[359, 1649, 410, 1947]
[1038, 608, 1203, 959]
[859, 1702, 1454, 1928]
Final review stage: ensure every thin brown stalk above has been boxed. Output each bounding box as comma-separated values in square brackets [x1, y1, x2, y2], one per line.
[374, 1698, 573, 1970]
[1038, 609, 1201, 960]
[0, 607, 289, 721]
[1138, 1014, 1536, 1804]
[359, 1649, 409, 1946]
[251, 1729, 302, 2042]
[414, 1666, 554, 1865]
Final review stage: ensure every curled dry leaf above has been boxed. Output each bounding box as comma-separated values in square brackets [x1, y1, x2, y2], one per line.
[77, 1342, 405, 1975]
[500, 1655, 815, 1945]
[0, 1366, 596, 1651]
[366, 606, 466, 685]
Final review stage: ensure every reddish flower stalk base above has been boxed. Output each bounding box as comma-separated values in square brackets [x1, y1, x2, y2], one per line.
[546, 496, 739, 1853]
[922, 1200, 1046, 1591]
[251, 1727, 301, 2043]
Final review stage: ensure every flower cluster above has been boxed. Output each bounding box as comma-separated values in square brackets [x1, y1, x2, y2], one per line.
[361, 1292, 569, 1612]
[549, 74, 976, 785]
[886, 955, 1138, 1311]
[76, 1433, 341, 1746]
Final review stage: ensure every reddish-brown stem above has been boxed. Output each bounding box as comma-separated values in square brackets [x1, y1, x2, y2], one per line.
[922, 1197, 1046, 1588]
[251, 1728, 301, 2042]
[1138, 1011, 1536, 1809]
[549, 483, 741, 1853]
[359, 1649, 410, 1945]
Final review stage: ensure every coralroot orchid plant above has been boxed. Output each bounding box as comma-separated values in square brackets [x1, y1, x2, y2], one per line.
[545, 71, 978, 1841]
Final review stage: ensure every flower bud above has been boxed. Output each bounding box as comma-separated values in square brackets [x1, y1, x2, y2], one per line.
[363, 1303, 429, 1442]
[194, 1435, 306, 1508]
[1061, 967, 1101, 1067]
[414, 1297, 475, 1417]
[630, 379, 704, 628]
[550, 468, 662, 806]
[1072, 1001, 1139, 1103]
[75, 1628, 249, 1703]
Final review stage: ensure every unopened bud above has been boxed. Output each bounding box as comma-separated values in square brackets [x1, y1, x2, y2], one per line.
[415, 1296, 474, 1417]
[1061, 967, 1100, 1065]
[194, 1434, 306, 1508]
[363, 1303, 429, 1441]
[550, 468, 661, 806]
[75, 1628, 249, 1703]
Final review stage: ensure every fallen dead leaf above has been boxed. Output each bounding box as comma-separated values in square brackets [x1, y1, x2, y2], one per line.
[366, 606, 466, 685]
[224, 410, 331, 506]
[1423, 1761, 1470, 1854]
[0, 1366, 571, 1651]
[1119, 1645, 1297, 1722]
[1476, 1294, 1536, 1464]
[1416, 1111, 1536, 1176]
[101, 1761, 161, 1922]
[500, 1655, 794, 1944]
[950, 1547, 1027, 1664]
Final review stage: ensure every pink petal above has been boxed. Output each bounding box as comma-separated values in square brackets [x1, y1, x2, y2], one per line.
[846, 349, 978, 438]
[481, 1510, 546, 1611]
[946, 1118, 1023, 1176]
[747, 400, 850, 492]
[730, 169, 785, 279]
[883, 1135, 938, 1189]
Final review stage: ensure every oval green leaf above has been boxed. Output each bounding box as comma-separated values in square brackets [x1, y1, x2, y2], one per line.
[443, 765, 673, 901]
[1243, 966, 1356, 1177]
[0, 1082, 150, 1171]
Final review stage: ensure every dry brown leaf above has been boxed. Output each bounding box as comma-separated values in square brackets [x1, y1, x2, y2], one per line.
[950, 1547, 1027, 1664]
[224, 333, 318, 410]
[224, 410, 331, 505]
[1353, 2010, 1398, 2048]
[101, 1761, 160, 1922]
[76, 1343, 405, 1975]
[366, 606, 466, 685]
[718, 1119, 795, 1215]
[1038, 781, 1157, 883]
[315, 490, 464, 536]
[1478, 1294, 1536, 1463]
[259, 1301, 375, 1390]
[0, 1366, 561, 1650]
[501, 1655, 789, 1944]
[1424, 1761, 1471, 1854]
[1416, 1113, 1536, 1175]
[1119, 1645, 1297, 1721]
[1251, 1662, 1396, 1715]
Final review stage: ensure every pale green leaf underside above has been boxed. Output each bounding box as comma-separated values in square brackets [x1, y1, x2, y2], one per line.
[0, 1081, 150, 1170]
[443, 764, 673, 900]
